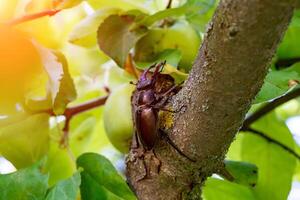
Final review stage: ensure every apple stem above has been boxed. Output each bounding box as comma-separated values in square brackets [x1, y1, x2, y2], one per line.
[5, 9, 61, 26]
[125, 53, 140, 79]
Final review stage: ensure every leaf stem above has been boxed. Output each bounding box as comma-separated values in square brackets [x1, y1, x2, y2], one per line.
[5, 9, 61, 26]
[243, 86, 300, 129]
[242, 127, 300, 160]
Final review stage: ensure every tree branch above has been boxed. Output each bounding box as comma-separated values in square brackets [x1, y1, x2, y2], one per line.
[166, 0, 173, 9]
[64, 95, 109, 119]
[59, 95, 109, 146]
[243, 87, 300, 129]
[126, 0, 296, 199]
[5, 9, 61, 26]
[275, 57, 300, 69]
[244, 128, 300, 160]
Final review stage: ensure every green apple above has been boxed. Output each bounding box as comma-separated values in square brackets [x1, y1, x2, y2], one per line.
[134, 20, 201, 71]
[103, 83, 135, 153]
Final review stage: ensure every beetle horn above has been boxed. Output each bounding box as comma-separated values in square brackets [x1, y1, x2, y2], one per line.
[159, 60, 167, 72]
[152, 61, 166, 77]
[140, 63, 157, 81]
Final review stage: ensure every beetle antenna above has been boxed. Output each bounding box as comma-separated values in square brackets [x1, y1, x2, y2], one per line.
[153, 63, 162, 75]
[141, 63, 157, 80]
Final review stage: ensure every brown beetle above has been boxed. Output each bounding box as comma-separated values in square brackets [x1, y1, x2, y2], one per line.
[131, 62, 194, 162]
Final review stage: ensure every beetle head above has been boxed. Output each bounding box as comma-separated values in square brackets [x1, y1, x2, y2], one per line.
[136, 61, 166, 90]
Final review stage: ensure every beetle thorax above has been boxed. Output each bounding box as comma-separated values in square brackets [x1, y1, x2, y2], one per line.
[138, 90, 156, 105]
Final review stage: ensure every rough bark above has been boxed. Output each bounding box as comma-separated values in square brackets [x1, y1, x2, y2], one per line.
[126, 0, 296, 199]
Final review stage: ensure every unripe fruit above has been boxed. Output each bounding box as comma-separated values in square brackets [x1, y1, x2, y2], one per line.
[134, 20, 201, 71]
[0, 26, 42, 114]
[103, 83, 135, 153]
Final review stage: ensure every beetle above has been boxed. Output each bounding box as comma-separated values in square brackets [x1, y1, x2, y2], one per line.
[131, 62, 194, 162]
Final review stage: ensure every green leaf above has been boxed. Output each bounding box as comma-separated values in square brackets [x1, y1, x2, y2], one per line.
[133, 20, 201, 71]
[254, 68, 300, 103]
[226, 134, 244, 161]
[45, 124, 76, 186]
[293, 146, 300, 181]
[34, 43, 77, 115]
[0, 160, 49, 200]
[163, 64, 188, 84]
[0, 113, 50, 169]
[184, 0, 216, 32]
[224, 160, 258, 187]
[135, 49, 182, 69]
[202, 178, 256, 200]
[69, 117, 98, 157]
[69, 8, 122, 47]
[45, 172, 81, 200]
[77, 153, 136, 200]
[277, 10, 300, 59]
[139, 0, 215, 27]
[86, 0, 149, 12]
[97, 14, 148, 68]
[241, 112, 296, 200]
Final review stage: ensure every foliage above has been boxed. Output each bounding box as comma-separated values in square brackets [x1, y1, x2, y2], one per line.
[0, 0, 300, 199]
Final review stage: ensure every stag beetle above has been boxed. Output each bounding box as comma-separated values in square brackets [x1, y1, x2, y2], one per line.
[131, 62, 194, 163]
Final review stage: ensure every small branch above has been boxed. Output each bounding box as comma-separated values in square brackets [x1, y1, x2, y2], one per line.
[243, 127, 300, 160]
[217, 166, 235, 182]
[64, 95, 109, 119]
[166, 0, 173, 9]
[59, 94, 109, 147]
[243, 87, 300, 129]
[275, 57, 300, 69]
[6, 9, 61, 26]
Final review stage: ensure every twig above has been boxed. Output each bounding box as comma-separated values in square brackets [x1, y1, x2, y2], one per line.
[6, 9, 61, 26]
[275, 57, 300, 69]
[64, 95, 109, 119]
[59, 94, 109, 147]
[166, 0, 173, 9]
[242, 127, 300, 160]
[243, 87, 300, 129]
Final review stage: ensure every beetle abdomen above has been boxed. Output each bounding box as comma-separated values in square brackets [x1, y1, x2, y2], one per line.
[137, 107, 158, 150]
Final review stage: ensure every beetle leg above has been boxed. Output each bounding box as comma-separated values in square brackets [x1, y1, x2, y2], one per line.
[156, 105, 187, 113]
[159, 129, 196, 162]
[131, 131, 140, 149]
[140, 63, 157, 81]
[136, 149, 162, 182]
[151, 61, 166, 84]
[158, 107, 177, 113]
[159, 84, 180, 98]
[150, 149, 161, 174]
[159, 60, 166, 72]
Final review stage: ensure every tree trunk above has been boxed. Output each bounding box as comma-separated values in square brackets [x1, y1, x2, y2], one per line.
[126, 0, 296, 199]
